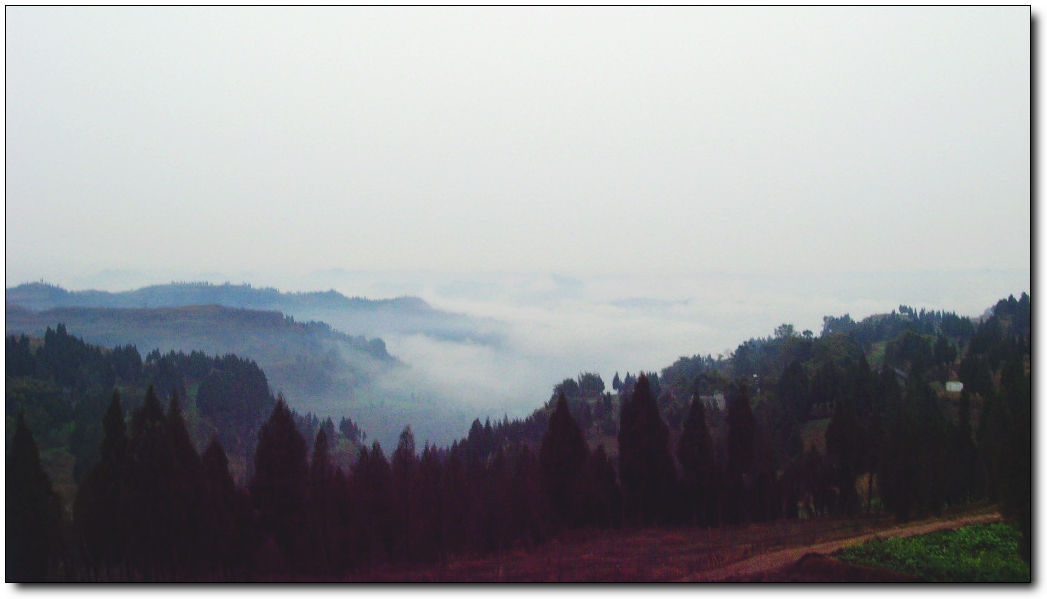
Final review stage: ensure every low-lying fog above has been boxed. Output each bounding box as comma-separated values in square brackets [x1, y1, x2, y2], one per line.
[21, 267, 1030, 445]
[306, 267, 1030, 424]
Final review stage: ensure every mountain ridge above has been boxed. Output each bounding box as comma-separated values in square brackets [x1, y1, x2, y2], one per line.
[6, 281, 503, 345]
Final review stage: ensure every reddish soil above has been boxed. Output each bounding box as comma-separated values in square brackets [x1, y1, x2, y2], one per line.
[691, 511, 1002, 582]
[349, 508, 1001, 582]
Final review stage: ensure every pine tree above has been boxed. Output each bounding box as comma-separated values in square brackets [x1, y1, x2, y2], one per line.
[726, 383, 755, 476]
[6, 413, 64, 581]
[539, 391, 589, 528]
[250, 397, 309, 573]
[123, 385, 180, 573]
[391, 427, 419, 562]
[199, 437, 246, 577]
[825, 396, 864, 514]
[414, 444, 445, 563]
[677, 395, 716, 525]
[996, 352, 1031, 562]
[725, 382, 756, 523]
[584, 444, 623, 529]
[945, 391, 977, 505]
[306, 428, 342, 575]
[165, 392, 204, 573]
[74, 390, 129, 569]
[356, 442, 395, 565]
[618, 373, 677, 525]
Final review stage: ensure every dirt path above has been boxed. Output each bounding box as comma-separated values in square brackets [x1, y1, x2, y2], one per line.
[679, 511, 1002, 581]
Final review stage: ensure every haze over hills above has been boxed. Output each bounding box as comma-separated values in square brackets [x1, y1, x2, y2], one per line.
[4, 301, 473, 448]
[6, 271, 1030, 443]
[6, 281, 505, 346]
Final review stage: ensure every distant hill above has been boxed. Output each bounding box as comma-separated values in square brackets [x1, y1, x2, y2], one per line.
[5, 304, 470, 448]
[6, 282, 504, 345]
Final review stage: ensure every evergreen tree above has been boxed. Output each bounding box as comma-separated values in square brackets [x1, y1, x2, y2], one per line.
[825, 396, 864, 514]
[164, 392, 204, 573]
[391, 427, 420, 562]
[677, 395, 716, 525]
[618, 373, 677, 525]
[995, 352, 1031, 562]
[539, 391, 589, 528]
[123, 385, 180, 573]
[438, 445, 471, 557]
[250, 397, 309, 573]
[74, 390, 129, 569]
[878, 381, 948, 521]
[306, 428, 342, 575]
[945, 391, 978, 506]
[725, 382, 757, 523]
[7, 413, 64, 581]
[584, 444, 623, 529]
[413, 444, 445, 563]
[350, 442, 395, 566]
[726, 383, 756, 476]
[199, 437, 249, 577]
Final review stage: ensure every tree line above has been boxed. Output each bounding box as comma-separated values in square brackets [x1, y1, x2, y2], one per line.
[7, 294, 1031, 580]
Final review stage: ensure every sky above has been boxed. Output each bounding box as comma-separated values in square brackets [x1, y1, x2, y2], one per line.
[6, 6, 1030, 284]
[4, 7, 1032, 417]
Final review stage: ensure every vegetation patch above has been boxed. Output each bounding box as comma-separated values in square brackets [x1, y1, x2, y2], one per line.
[834, 522, 1029, 582]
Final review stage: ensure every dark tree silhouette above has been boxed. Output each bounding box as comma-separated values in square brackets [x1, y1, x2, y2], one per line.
[391, 427, 420, 563]
[164, 392, 204, 573]
[945, 391, 978, 506]
[539, 391, 589, 528]
[726, 383, 756, 476]
[306, 428, 343, 576]
[7, 413, 65, 581]
[994, 352, 1031, 562]
[199, 437, 251, 577]
[74, 390, 129, 569]
[618, 373, 677, 525]
[878, 380, 948, 521]
[350, 442, 395, 566]
[777, 360, 810, 420]
[123, 385, 183, 573]
[677, 395, 716, 525]
[250, 397, 309, 573]
[584, 444, 623, 529]
[413, 443, 445, 563]
[825, 396, 863, 514]
[725, 382, 756, 523]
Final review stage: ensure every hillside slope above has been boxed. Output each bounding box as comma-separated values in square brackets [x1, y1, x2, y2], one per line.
[7, 281, 504, 345]
[5, 305, 469, 447]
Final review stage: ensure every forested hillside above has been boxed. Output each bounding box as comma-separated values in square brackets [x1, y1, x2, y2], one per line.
[5, 326, 368, 503]
[6, 293, 1030, 581]
[5, 304, 469, 447]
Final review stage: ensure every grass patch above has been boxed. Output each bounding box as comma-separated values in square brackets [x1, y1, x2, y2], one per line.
[834, 522, 1029, 582]
[866, 341, 887, 369]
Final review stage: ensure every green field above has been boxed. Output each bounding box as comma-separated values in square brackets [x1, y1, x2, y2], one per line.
[834, 522, 1030, 582]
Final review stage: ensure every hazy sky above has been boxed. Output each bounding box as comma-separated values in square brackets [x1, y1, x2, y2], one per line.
[6, 6, 1030, 287]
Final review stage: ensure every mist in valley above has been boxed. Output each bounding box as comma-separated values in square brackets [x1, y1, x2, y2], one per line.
[22, 266, 1028, 449]
[332, 267, 1031, 426]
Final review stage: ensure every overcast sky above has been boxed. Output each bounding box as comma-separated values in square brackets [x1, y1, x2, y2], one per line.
[6, 6, 1030, 287]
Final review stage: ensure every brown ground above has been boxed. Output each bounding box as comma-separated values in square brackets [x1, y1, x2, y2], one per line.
[691, 511, 1002, 582]
[350, 507, 1001, 582]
